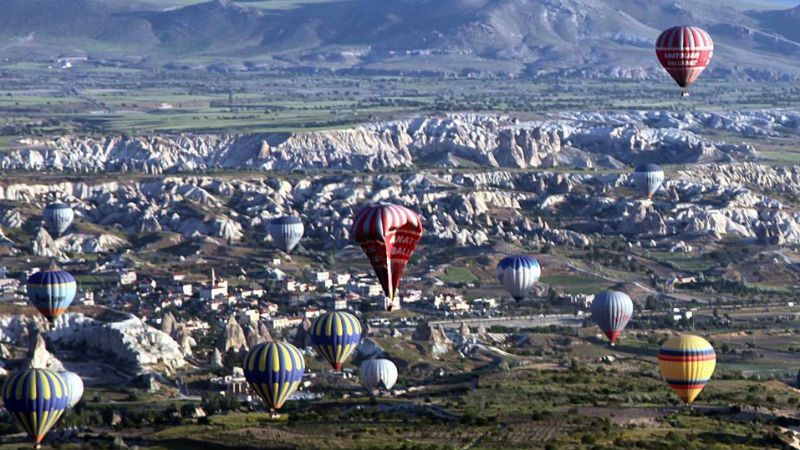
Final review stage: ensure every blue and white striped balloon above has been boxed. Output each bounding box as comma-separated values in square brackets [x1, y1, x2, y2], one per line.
[268, 216, 304, 253]
[633, 164, 665, 199]
[496, 256, 541, 301]
[43, 201, 74, 236]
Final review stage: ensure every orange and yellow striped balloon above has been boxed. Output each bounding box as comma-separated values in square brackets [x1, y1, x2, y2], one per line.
[658, 334, 716, 404]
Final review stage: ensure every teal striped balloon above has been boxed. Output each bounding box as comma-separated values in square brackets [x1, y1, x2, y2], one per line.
[27, 267, 77, 322]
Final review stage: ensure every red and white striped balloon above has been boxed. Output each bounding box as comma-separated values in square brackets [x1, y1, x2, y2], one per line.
[351, 202, 422, 310]
[655, 26, 714, 96]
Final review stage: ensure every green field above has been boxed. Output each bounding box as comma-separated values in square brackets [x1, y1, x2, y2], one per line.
[2, 59, 799, 147]
[649, 252, 717, 272]
[439, 266, 480, 284]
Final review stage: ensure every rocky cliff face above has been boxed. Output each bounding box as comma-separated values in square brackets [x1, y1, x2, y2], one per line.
[0, 112, 798, 258]
[26, 333, 64, 371]
[3, 163, 800, 257]
[49, 315, 187, 375]
[3, 111, 771, 174]
[412, 322, 452, 356]
[216, 315, 247, 354]
[0, 313, 188, 375]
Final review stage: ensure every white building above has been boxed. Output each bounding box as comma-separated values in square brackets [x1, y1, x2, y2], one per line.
[671, 308, 694, 322]
[402, 289, 423, 303]
[351, 282, 383, 297]
[77, 291, 95, 306]
[177, 283, 193, 296]
[327, 297, 348, 311]
[119, 270, 137, 286]
[312, 271, 330, 282]
[303, 308, 323, 319]
[472, 297, 498, 309]
[268, 316, 304, 330]
[200, 269, 228, 301]
[238, 309, 260, 324]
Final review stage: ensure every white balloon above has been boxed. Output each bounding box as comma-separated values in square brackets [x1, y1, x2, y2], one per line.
[59, 371, 84, 409]
[360, 359, 398, 391]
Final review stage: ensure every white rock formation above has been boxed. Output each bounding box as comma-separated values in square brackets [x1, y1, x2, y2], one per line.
[49, 314, 187, 374]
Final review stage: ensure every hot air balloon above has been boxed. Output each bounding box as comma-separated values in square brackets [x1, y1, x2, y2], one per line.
[27, 264, 77, 322]
[243, 342, 305, 411]
[58, 371, 84, 409]
[268, 216, 304, 253]
[310, 311, 362, 371]
[43, 201, 74, 236]
[591, 290, 633, 346]
[496, 256, 541, 301]
[3, 369, 69, 448]
[658, 335, 716, 404]
[656, 26, 714, 96]
[352, 202, 422, 311]
[633, 164, 665, 200]
[360, 359, 398, 391]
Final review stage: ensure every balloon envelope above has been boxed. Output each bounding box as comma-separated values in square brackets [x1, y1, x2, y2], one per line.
[43, 201, 74, 236]
[268, 216, 304, 253]
[360, 359, 398, 391]
[2, 369, 69, 445]
[633, 164, 665, 199]
[591, 290, 633, 345]
[351, 202, 422, 308]
[243, 342, 305, 410]
[58, 370, 84, 409]
[27, 267, 77, 322]
[656, 26, 714, 94]
[310, 311, 362, 371]
[658, 335, 716, 404]
[496, 256, 541, 300]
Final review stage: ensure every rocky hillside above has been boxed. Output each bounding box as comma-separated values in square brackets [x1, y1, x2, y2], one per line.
[6, 110, 785, 173]
[3, 0, 800, 77]
[2, 163, 799, 261]
[0, 110, 797, 254]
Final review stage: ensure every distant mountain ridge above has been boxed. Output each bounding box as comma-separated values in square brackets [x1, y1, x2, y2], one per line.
[2, 0, 800, 78]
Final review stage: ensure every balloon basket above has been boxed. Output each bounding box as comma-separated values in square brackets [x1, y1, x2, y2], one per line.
[680, 91, 689, 97]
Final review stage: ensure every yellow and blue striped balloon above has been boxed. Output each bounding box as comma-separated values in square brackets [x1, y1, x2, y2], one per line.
[310, 311, 362, 371]
[2, 368, 69, 446]
[27, 267, 77, 322]
[243, 342, 305, 410]
[658, 334, 716, 404]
